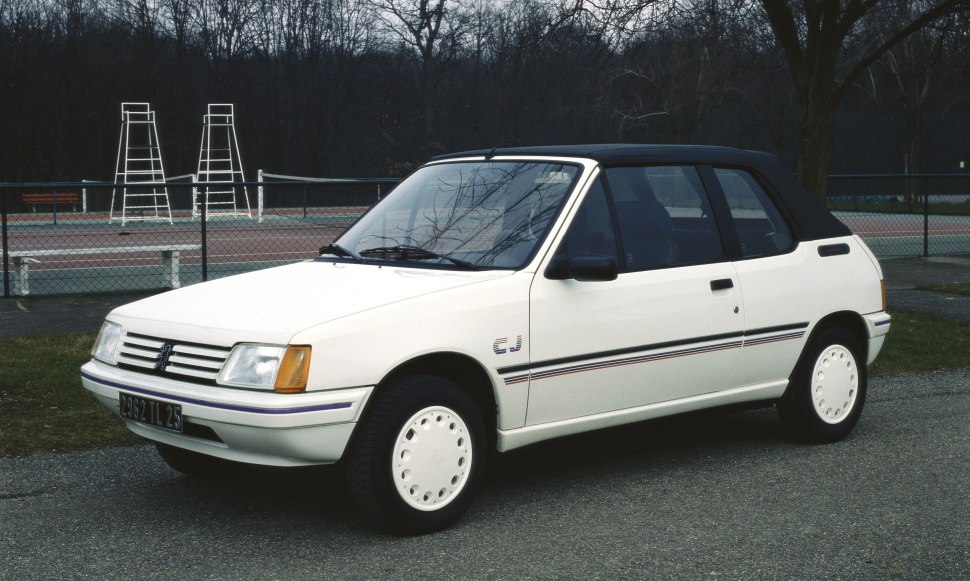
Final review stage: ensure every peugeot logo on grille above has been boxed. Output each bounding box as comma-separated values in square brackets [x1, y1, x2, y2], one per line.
[155, 342, 175, 371]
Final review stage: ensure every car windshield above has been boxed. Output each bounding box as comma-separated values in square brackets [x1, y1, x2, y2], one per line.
[330, 161, 580, 269]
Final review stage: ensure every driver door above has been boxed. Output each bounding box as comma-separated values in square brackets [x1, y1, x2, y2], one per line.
[525, 167, 744, 426]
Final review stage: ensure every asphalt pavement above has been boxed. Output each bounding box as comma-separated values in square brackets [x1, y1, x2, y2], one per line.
[881, 255, 970, 321]
[1, 368, 968, 579]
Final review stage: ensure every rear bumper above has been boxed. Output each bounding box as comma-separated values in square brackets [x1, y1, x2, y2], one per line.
[863, 311, 891, 365]
[81, 360, 373, 466]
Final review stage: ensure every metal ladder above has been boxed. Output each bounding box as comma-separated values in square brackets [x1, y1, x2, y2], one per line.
[194, 104, 251, 219]
[111, 102, 173, 225]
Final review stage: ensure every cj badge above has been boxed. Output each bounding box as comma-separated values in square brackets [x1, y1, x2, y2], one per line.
[493, 335, 523, 355]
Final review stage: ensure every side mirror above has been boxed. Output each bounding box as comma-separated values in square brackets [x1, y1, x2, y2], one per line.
[545, 255, 618, 282]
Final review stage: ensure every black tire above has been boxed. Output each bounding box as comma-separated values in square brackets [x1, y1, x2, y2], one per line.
[345, 374, 487, 535]
[777, 325, 867, 444]
[155, 442, 239, 478]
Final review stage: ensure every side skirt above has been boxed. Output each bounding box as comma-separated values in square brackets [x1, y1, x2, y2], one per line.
[496, 380, 789, 452]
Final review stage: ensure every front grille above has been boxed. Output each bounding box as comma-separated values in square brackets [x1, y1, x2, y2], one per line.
[116, 332, 231, 383]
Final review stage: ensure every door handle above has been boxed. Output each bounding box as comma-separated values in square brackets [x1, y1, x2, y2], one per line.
[710, 278, 734, 291]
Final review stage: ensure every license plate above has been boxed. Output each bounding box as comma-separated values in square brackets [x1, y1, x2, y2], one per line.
[119, 393, 183, 433]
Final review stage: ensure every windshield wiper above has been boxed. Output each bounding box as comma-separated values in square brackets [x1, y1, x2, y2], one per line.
[358, 245, 479, 270]
[318, 242, 362, 262]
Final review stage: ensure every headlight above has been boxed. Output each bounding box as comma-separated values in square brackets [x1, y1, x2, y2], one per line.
[92, 321, 123, 365]
[218, 344, 311, 393]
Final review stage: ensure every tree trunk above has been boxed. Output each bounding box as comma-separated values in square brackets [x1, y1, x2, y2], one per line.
[904, 106, 923, 210]
[794, 91, 835, 206]
[420, 62, 438, 153]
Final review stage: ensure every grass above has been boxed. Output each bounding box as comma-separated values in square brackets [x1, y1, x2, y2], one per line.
[915, 282, 970, 297]
[870, 309, 970, 377]
[0, 332, 140, 457]
[1, 308, 968, 457]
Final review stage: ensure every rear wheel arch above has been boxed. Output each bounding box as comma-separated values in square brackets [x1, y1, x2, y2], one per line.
[781, 312, 867, 383]
[811, 311, 868, 359]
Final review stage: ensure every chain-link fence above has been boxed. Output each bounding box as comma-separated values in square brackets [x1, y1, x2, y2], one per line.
[827, 174, 970, 258]
[3, 173, 969, 297]
[1, 178, 398, 297]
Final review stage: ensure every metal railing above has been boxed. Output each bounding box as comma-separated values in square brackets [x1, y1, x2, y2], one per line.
[2, 173, 968, 298]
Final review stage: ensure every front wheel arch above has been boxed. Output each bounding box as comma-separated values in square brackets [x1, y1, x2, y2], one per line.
[377, 352, 498, 447]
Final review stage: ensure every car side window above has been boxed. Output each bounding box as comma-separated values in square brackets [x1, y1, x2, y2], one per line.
[607, 165, 723, 271]
[714, 167, 794, 257]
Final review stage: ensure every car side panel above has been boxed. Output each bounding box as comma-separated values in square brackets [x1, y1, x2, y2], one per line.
[729, 237, 884, 388]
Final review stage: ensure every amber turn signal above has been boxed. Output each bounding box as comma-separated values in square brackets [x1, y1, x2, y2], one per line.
[274, 346, 311, 393]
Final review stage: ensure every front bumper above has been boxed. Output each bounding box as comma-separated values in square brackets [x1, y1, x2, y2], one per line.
[81, 360, 373, 466]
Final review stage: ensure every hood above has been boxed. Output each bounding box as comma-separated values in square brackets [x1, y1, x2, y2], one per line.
[108, 261, 512, 345]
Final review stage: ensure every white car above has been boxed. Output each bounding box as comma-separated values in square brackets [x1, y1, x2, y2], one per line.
[82, 145, 890, 533]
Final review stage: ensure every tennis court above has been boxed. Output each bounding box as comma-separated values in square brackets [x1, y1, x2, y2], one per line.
[3, 178, 970, 297]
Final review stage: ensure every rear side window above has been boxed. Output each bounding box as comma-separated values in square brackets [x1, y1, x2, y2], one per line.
[714, 168, 794, 257]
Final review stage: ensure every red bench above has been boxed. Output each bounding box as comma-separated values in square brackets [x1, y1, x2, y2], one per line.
[22, 192, 81, 212]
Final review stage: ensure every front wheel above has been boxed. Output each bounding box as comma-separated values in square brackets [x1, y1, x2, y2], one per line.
[777, 326, 867, 444]
[345, 375, 486, 534]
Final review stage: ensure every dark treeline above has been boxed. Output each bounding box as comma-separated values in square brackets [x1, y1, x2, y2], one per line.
[2, 0, 969, 183]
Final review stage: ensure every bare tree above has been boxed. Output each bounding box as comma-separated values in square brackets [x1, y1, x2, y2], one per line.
[864, 3, 969, 175]
[196, 0, 260, 62]
[317, 0, 371, 170]
[367, 0, 469, 150]
[111, 0, 162, 38]
[611, 0, 758, 143]
[160, 0, 193, 61]
[759, 0, 970, 203]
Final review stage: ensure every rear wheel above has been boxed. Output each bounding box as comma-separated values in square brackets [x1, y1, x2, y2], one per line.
[345, 374, 486, 534]
[777, 326, 867, 443]
[155, 442, 239, 478]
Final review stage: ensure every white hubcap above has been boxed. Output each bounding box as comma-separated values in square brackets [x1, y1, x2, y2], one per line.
[392, 406, 472, 511]
[811, 344, 858, 424]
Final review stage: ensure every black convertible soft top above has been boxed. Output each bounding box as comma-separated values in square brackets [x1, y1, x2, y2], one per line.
[432, 144, 850, 241]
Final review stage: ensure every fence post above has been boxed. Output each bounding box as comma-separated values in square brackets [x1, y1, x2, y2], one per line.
[191, 173, 199, 218]
[1, 190, 9, 298]
[257, 169, 264, 223]
[201, 183, 208, 282]
[922, 176, 929, 258]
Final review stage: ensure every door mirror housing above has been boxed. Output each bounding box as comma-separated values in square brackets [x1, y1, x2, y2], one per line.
[546, 255, 618, 282]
